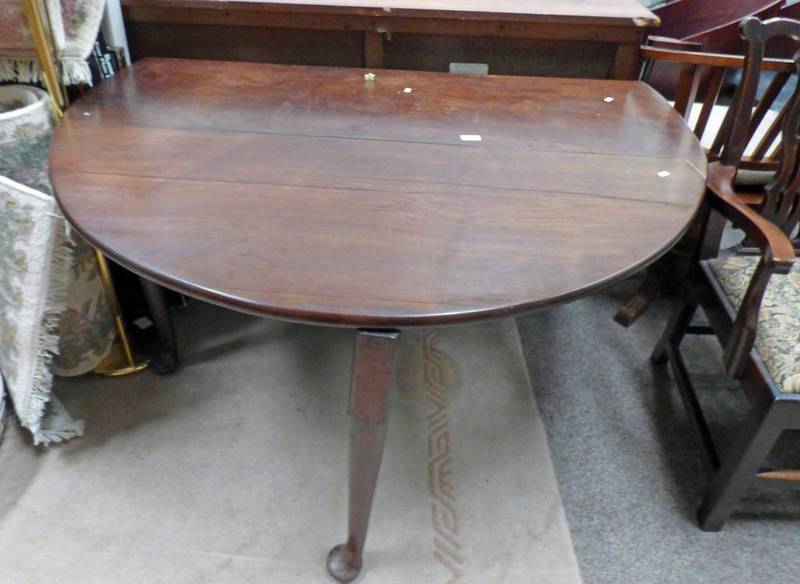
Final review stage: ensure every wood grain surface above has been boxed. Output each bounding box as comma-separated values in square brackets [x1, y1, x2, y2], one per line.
[121, 0, 659, 25]
[51, 59, 706, 327]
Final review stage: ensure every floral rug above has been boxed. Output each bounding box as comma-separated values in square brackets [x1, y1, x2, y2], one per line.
[0, 84, 115, 444]
[0, 0, 106, 86]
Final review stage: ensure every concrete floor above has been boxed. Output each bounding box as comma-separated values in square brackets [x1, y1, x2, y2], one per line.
[0, 302, 581, 584]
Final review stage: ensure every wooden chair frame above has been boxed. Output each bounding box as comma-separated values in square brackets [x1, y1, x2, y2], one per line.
[641, 44, 796, 171]
[615, 34, 799, 326]
[652, 16, 800, 531]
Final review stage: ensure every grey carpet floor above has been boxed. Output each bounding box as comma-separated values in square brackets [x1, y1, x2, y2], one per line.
[516, 282, 800, 584]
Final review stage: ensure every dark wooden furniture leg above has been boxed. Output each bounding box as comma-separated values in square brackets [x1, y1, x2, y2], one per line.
[140, 278, 179, 374]
[327, 329, 399, 583]
[698, 397, 785, 531]
[651, 295, 698, 365]
[609, 39, 643, 80]
[363, 31, 384, 68]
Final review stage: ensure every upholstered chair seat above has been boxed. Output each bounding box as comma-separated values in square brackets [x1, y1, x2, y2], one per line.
[708, 255, 800, 393]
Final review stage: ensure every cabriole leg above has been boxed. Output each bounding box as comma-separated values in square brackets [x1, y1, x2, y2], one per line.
[327, 329, 399, 583]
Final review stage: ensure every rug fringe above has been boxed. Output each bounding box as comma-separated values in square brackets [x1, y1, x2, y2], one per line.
[0, 58, 42, 84]
[27, 216, 80, 445]
[0, 57, 93, 87]
[35, 418, 85, 445]
[60, 58, 93, 87]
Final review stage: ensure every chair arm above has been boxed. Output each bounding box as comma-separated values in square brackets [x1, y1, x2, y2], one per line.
[706, 163, 795, 269]
[705, 162, 795, 377]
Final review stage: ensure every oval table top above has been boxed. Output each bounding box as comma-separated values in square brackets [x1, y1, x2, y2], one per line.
[51, 58, 707, 328]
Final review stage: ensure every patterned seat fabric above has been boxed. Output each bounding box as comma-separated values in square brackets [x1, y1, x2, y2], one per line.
[708, 255, 800, 393]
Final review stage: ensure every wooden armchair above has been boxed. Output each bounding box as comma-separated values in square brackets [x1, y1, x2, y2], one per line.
[652, 16, 800, 531]
[642, 39, 796, 175]
[615, 35, 798, 325]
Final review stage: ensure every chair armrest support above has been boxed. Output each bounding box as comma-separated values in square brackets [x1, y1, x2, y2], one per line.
[706, 163, 795, 269]
[705, 162, 796, 377]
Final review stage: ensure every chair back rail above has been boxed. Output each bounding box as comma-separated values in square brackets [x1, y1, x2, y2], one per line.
[706, 18, 800, 378]
[640, 43, 796, 172]
[729, 17, 800, 235]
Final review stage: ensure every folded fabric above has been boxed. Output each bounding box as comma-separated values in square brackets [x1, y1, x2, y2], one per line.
[0, 84, 115, 444]
[0, 0, 107, 86]
[0, 174, 82, 444]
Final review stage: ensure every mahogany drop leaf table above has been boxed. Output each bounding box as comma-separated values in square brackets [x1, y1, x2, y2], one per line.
[51, 59, 707, 582]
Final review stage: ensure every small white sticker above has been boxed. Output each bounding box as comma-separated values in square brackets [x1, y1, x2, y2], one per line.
[133, 316, 153, 329]
[459, 134, 482, 142]
[657, 170, 671, 178]
[603, 96, 614, 103]
[403, 87, 413, 93]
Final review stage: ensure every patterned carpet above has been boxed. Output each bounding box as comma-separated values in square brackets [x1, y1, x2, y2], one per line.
[0, 301, 580, 584]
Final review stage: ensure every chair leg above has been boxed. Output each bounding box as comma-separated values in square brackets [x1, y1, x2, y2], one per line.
[665, 340, 721, 470]
[140, 278, 179, 375]
[654, 295, 723, 470]
[327, 330, 399, 583]
[651, 297, 698, 365]
[698, 398, 785, 531]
